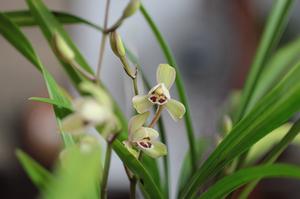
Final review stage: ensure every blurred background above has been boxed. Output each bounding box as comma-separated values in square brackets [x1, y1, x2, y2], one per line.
[1, 0, 300, 198]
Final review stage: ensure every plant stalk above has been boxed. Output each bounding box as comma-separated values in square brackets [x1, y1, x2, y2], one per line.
[96, 0, 111, 83]
[101, 142, 112, 199]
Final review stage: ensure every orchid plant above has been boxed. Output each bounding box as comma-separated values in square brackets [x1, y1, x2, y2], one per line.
[2, 0, 300, 199]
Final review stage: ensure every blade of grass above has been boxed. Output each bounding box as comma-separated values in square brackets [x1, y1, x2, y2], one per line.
[140, 5, 197, 172]
[236, 0, 295, 120]
[246, 36, 300, 114]
[4, 10, 103, 31]
[199, 164, 300, 199]
[238, 119, 300, 199]
[179, 61, 300, 198]
[0, 12, 74, 146]
[16, 149, 53, 190]
[44, 145, 102, 199]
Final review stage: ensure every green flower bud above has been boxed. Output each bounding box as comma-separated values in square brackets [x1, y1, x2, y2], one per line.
[109, 31, 126, 58]
[122, 0, 141, 18]
[53, 32, 75, 63]
[222, 115, 232, 135]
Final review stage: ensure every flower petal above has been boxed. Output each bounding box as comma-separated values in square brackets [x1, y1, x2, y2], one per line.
[140, 141, 167, 158]
[128, 112, 150, 135]
[74, 97, 109, 124]
[165, 99, 186, 121]
[156, 64, 176, 89]
[131, 127, 159, 142]
[132, 95, 152, 113]
[80, 81, 112, 108]
[61, 113, 86, 134]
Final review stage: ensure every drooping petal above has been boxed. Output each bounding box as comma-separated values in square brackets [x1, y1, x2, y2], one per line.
[80, 81, 112, 108]
[131, 127, 159, 142]
[156, 64, 176, 89]
[139, 141, 167, 158]
[132, 95, 152, 113]
[128, 112, 150, 135]
[165, 99, 186, 121]
[74, 97, 110, 124]
[61, 113, 87, 134]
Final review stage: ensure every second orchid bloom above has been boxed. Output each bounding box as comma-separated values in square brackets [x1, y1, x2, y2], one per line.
[124, 112, 167, 158]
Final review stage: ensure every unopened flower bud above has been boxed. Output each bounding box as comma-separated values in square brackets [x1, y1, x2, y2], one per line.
[53, 32, 75, 63]
[109, 31, 126, 58]
[122, 0, 141, 19]
[222, 115, 233, 135]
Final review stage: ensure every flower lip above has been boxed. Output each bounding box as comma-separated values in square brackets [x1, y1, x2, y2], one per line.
[136, 138, 153, 149]
[147, 83, 170, 105]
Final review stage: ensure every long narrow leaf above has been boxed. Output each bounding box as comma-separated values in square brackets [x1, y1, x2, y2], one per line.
[0, 13, 74, 146]
[247, 36, 300, 113]
[4, 10, 102, 31]
[43, 145, 102, 199]
[237, 0, 295, 120]
[239, 119, 300, 199]
[16, 150, 53, 190]
[179, 61, 300, 198]
[199, 164, 300, 199]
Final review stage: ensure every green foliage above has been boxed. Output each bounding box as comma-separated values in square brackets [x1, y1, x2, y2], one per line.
[16, 150, 53, 190]
[180, 60, 300, 198]
[199, 164, 300, 199]
[2, 0, 300, 198]
[43, 145, 102, 199]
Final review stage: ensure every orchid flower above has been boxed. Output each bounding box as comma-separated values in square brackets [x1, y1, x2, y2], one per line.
[124, 112, 167, 158]
[132, 64, 186, 121]
[62, 81, 120, 138]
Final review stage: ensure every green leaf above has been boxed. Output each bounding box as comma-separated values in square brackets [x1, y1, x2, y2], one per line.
[179, 61, 300, 199]
[4, 10, 102, 31]
[247, 36, 300, 114]
[43, 145, 102, 199]
[199, 164, 300, 199]
[239, 119, 300, 199]
[29, 97, 73, 111]
[237, 0, 295, 120]
[16, 149, 53, 190]
[112, 140, 163, 199]
[0, 12, 74, 146]
[245, 123, 291, 165]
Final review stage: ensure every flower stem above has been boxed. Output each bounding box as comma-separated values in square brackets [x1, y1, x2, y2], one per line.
[101, 142, 112, 199]
[70, 60, 96, 82]
[96, 0, 111, 83]
[148, 106, 164, 128]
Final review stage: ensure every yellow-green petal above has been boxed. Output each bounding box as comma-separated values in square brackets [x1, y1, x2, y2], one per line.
[61, 113, 86, 134]
[128, 112, 150, 135]
[165, 99, 186, 121]
[156, 64, 176, 89]
[74, 97, 110, 124]
[132, 95, 152, 113]
[140, 141, 167, 158]
[131, 127, 159, 142]
[80, 81, 112, 108]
